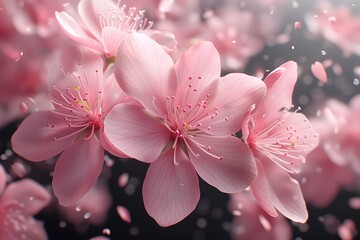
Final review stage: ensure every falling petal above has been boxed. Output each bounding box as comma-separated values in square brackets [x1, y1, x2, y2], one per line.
[311, 61, 328, 83]
[338, 219, 356, 240]
[349, 198, 360, 210]
[332, 64, 343, 76]
[294, 21, 302, 29]
[117, 205, 131, 223]
[10, 161, 27, 178]
[118, 173, 129, 188]
[322, 59, 334, 68]
[259, 214, 272, 231]
[19, 102, 29, 114]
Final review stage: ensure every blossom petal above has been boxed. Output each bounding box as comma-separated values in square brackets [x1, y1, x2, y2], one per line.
[143, 149, 200, 227]
[0, 203, 47, 240]
[0, 179, 51, 216]
[143, 29, 177, 53]
[104, 103, 170, 163]
[188, 136, 257, 193]
[115, 33, 176, 117]
[250, 159, 278, 217]
[263, 160, 308, 223]
[52, 135, 104, 206]
[78, 0, 102, 40]
[199, 73, 266, 135]
[102, 27, 127, 57]
[175, 41, 221, 107]
[101, 73, 130, 114]
[55, 11, 103, 53]
[311, 61, 328, 83]
[253, 112, 319, 173]
[99, 128, 128, 158]
[11, 111, 77, 161]
[254, 61, 298, 129]
[55, 46, 104, 108]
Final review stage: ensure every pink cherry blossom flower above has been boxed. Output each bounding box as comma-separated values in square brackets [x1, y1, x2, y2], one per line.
[55, 0, 176, 59]
[242, 61, 319, 223]
[105, 33, 266, 226]
[0, 166, 51, 240]
[11, 46, 129, 206]
[229, 191, 292, 240]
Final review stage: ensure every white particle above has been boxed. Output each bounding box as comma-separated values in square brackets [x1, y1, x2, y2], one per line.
[232, 210, 242, 216]
[292, 1, 299, 8]
[84, 212, 91, 219]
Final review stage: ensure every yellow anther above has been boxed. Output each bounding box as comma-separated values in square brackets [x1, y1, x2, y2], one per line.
[184, 123, 190, 132]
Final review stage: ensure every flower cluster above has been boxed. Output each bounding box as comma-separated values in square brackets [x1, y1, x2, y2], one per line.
[1, 0, 360, 239]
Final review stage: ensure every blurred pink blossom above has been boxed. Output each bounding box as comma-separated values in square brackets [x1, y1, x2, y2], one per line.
[294, 107, 355, 208]
[229, 191, 292, 240]
[0, 166, 50, 240]
[306, 1, 360, 56]
[314, 97, 360, 175]
[2, 0, 67, 37]
[60, 181, 112, 232]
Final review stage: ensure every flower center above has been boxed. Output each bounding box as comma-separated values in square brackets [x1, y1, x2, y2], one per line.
[99, 3, 153, 33]
[47, 71, 103, 143]
[151, 76, 228, 165]
[250, 106, 318, 173]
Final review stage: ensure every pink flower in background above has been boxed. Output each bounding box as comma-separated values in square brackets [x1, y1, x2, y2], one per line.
[60, 180, 112, 232]
[292, 99, 359, 208]
[0, 166, 51, 240]
[11, 46, 129, 206]
[202, 7, 264, 71]
[242, 61, 319, 222]
[55, 0, 176, 59]
[229, 191, 292, 240]
[2, 0, 66, 37]
[306, 1, 360, 56]
[105, 33, 266, 226]
[316, 96, 360, 177]
[295, 120, 355, 208]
